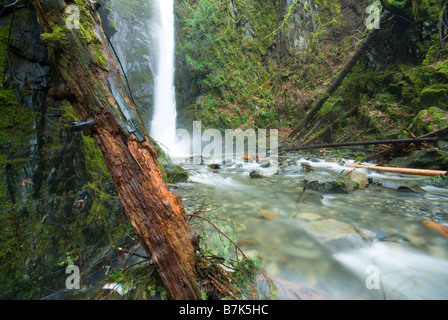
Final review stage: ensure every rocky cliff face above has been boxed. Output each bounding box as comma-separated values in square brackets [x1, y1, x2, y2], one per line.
[0, 2, 130, 299]
[173, 0, 373, 132]
[99, 0, 155, 127]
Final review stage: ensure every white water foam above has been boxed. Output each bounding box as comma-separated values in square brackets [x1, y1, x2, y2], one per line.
[334, 242, 448, 299]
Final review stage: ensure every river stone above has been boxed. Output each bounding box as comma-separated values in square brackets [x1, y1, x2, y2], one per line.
[347, 171, 368, 188]
[304, 172, 358, 193]
[250, 170, 263, 179]
[380, 181, 426, 193]
[282, 245, 321, 259]
[302, 219, 365, 251]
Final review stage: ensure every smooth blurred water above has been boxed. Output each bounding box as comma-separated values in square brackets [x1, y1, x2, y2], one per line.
[174, 155, 448, 300]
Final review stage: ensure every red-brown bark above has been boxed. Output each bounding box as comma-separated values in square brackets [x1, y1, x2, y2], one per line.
[30, 0, 201, 299]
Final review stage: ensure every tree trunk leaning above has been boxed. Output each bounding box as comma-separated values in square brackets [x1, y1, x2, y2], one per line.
[30, 0, 201, 300]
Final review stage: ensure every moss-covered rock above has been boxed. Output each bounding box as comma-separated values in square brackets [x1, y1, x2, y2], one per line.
[0, 4, 131, 299]
[389, 147, 448, 170]
[409, 107, 448, 135]
[165, 164, 189, 184]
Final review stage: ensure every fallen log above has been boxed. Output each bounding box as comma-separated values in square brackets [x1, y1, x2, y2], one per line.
[279, 137, 438, 152]
[344, 163, 447, 176]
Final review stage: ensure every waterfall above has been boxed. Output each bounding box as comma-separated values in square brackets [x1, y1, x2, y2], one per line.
[150, 0, 179, 155]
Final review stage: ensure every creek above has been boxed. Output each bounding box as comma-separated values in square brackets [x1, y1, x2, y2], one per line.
[173, 153, 448, 300]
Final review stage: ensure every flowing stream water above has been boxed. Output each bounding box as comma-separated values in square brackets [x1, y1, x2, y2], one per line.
[172, 155, 448, 300]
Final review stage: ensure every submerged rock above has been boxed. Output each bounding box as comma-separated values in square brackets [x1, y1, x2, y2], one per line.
[302, 219, 365, 251]
[165, 164, 189, 183]
[250, 170, 263, 179]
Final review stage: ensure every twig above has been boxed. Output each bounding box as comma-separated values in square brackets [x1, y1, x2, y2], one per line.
[117, 247, 153, 262]
[187, 214, 248, 261]
[0, 0, 20, 16]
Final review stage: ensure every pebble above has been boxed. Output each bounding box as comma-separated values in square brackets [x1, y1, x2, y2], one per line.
[295, 212, 322, 221]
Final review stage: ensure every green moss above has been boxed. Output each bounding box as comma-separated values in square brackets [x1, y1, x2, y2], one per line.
[165, 165, 189, 183]
[40, 26, 69, 49]
[380, 0, 410, 11]
[0, 90, 34, 151]
[82, 135, 110, 181]
[410, 107, 448, 135]
[416, 84, 448, 108]
[0, 14, 12, 78]
[93, 44, 110, 70]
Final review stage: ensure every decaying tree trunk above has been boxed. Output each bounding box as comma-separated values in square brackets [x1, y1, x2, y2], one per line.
[288, 10, 392, 139]
[30, 0, 201, 300]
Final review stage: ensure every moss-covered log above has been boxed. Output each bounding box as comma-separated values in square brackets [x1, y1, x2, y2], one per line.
[29, 0, 201, 300]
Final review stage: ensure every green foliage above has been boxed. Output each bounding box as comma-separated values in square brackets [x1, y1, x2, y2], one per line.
[98, 261, 169, 300]
[176, 0, 279, 129]
[409, 107, 448, 135]
[190, 203, 276, 300]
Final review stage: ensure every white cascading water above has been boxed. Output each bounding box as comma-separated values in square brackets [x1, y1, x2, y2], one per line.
[150, 0, 179, 155]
